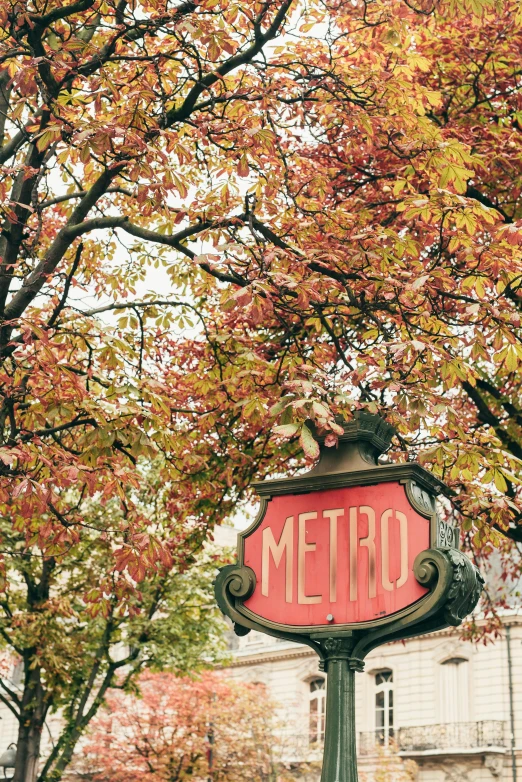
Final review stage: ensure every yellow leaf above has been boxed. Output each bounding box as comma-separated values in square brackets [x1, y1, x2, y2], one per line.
[494, 470, 508, 493]
[505, 345, 519, 373]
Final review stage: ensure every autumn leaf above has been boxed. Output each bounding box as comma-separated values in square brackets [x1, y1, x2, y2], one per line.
[273, 423, 299, 437]
[300, 424, 320, 460]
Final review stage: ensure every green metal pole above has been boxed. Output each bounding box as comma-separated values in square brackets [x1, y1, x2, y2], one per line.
[318, 637, 359, 782]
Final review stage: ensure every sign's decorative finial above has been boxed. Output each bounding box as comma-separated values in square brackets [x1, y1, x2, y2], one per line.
[214, 413, 483, 782]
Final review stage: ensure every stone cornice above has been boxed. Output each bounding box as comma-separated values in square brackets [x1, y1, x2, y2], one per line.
[226, 646, 315, 667]
[252, 462, 446, 498]
[222, 612, 522, 668]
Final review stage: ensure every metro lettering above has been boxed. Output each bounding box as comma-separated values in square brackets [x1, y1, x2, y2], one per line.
[262, 516, 293, 602]
[298, 512, 321, 604]
[260, 505, 409, 604]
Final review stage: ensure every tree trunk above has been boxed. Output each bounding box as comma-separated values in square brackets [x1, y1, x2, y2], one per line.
[40, 728, 82, 782]
[13, 664, 46, 782]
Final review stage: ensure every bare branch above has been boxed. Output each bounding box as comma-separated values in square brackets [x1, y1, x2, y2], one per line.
[47, 242, 84, 328]
[0, 676, 21, 707]
[0, 688, 20, 722]
[82, 299, 187, 316]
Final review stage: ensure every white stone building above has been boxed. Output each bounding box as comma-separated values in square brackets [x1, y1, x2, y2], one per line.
[223, 616, 522, 782]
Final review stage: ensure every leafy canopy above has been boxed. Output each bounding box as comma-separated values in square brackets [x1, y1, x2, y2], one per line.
[1, 0, 522, 776]
[0, 0, 521, 643]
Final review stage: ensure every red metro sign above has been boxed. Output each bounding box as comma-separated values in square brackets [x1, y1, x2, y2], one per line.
[215, 415, 484, 782]
[242, 482, 430, 629]
[215, 414, 480, 645]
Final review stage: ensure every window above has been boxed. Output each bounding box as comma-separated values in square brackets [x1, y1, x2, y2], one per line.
[440, 658, 469, 723]
[375, 670, 393, 746]
[309, 678, 326, 744]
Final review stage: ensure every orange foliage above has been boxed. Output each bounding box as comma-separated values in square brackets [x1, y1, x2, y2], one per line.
[0, 0, 521, 605]
[77, 671, 279, 782]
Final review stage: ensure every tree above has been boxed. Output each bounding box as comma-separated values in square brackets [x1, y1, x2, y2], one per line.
[1, 0, 522, 775]
[0, 0, 300, 577]
[72, 671, 282, 782]
[246, 0, 522, 557]
[212, 0, 522, 619]
[0, 468, 230, 782]
[0, 2, 301, 779]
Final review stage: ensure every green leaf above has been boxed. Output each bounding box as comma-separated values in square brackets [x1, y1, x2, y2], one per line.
[505, 346, 519, 373]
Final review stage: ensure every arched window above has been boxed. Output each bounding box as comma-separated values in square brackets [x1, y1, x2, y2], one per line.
[309, 678, 326, 744]
[440, 658, 469, 723]
[375, 669, 393, 746]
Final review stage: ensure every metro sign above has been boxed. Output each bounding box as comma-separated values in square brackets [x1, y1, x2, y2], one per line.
[215, 414, 479, 646]
[215, 411, 484, 782]
[242, 482, 430, 629]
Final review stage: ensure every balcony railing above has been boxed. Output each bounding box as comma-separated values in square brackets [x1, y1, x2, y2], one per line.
[358, 731, 395, 756]
[359, 721, 506, 756]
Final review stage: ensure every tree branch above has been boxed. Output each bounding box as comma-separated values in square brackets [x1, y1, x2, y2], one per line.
[39, 187, 133, 210]
[0, 676, 21, 707]
[30, 0, 96, 27]
[47, 242, 83, 329]
[83, 299, 187, 316]
[22, 417, 97, 441]
[164, 0, 295, 126]
[462, 381, 522, 461]
[0, 689, 20, 722]
[0, 70, 12, 149]
[0, 128, 27, 164]
[3, 166, 127, 323]
[119, 220, 248, 286]
[0, 626, 24, 656]
[0, 106, 44, 165]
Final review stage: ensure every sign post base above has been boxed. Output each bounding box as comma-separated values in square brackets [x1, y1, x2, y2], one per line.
[316, 635, 360, 782]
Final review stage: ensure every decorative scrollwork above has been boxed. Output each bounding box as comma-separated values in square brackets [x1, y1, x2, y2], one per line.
[323, 638, 343, 655]
[413, 548, 484, 628]
[315, 637, 364, 672]
[213, 564, 256, 632]
[443, 548, 484, 626]
[484, 754, 503, 778]
[226, 566, 256, 599]
[349, 657, 365, 672]
[414, 549, 442, 588]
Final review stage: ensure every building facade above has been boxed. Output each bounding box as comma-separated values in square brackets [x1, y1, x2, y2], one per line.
[223, 617, 522, 782]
